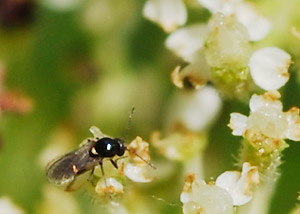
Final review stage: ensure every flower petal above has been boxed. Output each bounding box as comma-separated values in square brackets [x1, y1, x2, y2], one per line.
[143, 0, 187, 32]
[165, 24, 209, 62]
[95, 177, 124, 195]
[249, 47, 291, 91]
[124, 163, 153, 183]
[216, 162, 259, 206]
[228, 113, 248, 136]
[235, 3, 271, 41]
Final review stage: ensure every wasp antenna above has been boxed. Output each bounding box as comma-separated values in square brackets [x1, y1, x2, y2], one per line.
[123, 107, 136, 141]
[126, 148, 156, 169]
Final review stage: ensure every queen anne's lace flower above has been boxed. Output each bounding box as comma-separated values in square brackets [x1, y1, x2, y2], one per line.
[229, 91, 300, 153]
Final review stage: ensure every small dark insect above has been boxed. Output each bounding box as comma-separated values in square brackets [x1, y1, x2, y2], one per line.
[46, 137, 127, 191]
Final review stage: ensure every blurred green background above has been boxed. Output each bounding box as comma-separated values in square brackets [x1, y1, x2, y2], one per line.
[0, 0, 299, 214]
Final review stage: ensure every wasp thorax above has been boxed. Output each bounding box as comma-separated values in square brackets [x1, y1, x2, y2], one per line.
[90, 137, 126, 158]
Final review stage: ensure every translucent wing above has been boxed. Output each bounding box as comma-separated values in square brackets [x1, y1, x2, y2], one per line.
[46, 143, 101, 186]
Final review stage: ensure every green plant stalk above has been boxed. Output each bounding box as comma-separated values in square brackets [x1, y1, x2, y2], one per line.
[237, 140, 282, 214]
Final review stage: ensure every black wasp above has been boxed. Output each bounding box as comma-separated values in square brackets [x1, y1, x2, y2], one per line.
[46, 136, 128, 191]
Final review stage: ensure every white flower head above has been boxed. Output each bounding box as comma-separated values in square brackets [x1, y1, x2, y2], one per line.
[181, 174, 234, 214]
[229, 92, 300, 153]
[215, 162, 259, 206]
[143, 0, 187, 32]
[0, 197, 24, 214]
[95, 177, 124, 195]
[249, 47, 291, 91]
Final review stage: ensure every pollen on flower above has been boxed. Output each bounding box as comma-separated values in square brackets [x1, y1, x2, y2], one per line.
[171, 63, 210, 89]
[127, 136, 151, 165]
[124, 137, 154, 183]
[181, 174, 234, 214]
[95, 177, 124, 196]
[229, 92, 300, 153]
[205, 13, 252, 97]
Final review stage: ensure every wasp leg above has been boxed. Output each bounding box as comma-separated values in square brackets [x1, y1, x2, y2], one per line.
[65, 179, 76, 192]
[113, 156, 128, 168]
[87, 168, 96, 187]
[110, 159, 118, 169]
[100, 160, 111, 197]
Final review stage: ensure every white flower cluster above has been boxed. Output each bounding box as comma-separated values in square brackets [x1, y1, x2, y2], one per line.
[181, 162, 259, 214]
[229, 91, 300, 153]
[143, 0, 292, 93]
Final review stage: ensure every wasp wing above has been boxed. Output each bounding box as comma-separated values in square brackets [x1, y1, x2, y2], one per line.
[46, 143, 101, 186]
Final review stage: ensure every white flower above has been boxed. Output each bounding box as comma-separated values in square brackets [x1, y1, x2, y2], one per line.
[198, 0, 271, 41]
[0, 197, 24, 214]
[216, 162, 259, 206]
[95, 177, 124, 195]
[229, 92, 300, 152]
[165, 24, 209, 62]
[125, 136, 154, 182]
[143, 0, 187, 32]
[234, 3, 271, 41]
[249, 47, 291, 91]
[168, 86, 222, 132]
[181, 174, 234, 214]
